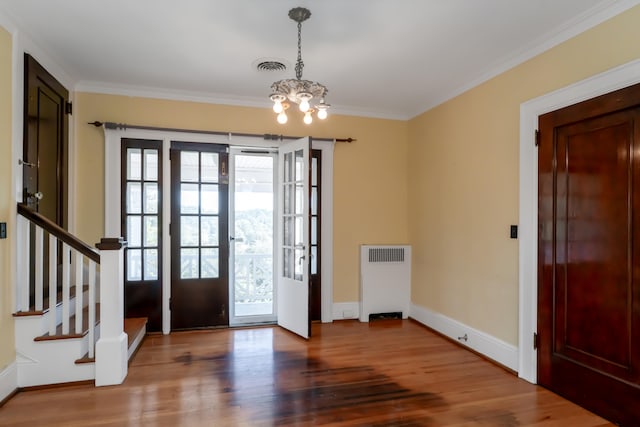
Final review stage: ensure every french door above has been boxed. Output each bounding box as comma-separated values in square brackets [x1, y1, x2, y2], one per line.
[170, 142, 229, 329]
[121, 138, 163, 332]
[229, 149, 277, 325]
[277, 137, 311, 339]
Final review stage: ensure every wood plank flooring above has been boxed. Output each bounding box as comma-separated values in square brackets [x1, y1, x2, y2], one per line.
[0, 320, 613, 426]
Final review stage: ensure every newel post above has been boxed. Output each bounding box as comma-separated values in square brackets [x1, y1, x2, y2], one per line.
[95, 237, 128, 386]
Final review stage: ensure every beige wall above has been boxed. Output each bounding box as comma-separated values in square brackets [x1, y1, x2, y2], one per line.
[0, 26, 15, 371]
[74, 94, 409, 303]
[408, 5, 640, 345]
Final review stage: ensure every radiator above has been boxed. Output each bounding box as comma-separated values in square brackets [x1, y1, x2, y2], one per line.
[359, 245, 411, 322]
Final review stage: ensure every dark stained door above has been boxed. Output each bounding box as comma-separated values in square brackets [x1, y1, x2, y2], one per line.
[121, 138, 163, 332]
[538, 83, 640, 426]
[171, 142, 229, 329]
[310, 149, 322, 321]
[23, 54, 69, 227]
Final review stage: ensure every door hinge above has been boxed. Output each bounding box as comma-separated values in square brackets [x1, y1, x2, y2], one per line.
[169, 297, 172, 310]
[169, 222, 171, 236]
[65, 101, 72, 115]
[535, 129, 540, 147]
[533, 332, 539, 350]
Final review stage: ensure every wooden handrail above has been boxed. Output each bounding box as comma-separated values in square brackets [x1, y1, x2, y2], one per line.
[17, 203, 100, 264]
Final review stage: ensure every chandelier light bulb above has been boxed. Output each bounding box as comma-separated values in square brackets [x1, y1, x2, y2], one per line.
[299, 98, 310, 112]
[317, 108, 328, 120]
[273, 100, 283, 114]
[303, 111, 313, 125]
[277, 111, 288, 124]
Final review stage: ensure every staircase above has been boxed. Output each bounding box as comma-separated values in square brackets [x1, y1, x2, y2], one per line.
[14, 204, 145, 387]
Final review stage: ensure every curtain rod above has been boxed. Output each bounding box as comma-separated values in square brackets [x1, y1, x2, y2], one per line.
[87, 121, 356, 143]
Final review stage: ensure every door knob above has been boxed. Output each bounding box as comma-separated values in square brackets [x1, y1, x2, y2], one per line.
[26, 191, 43, 200]
[19, 159, 36, 168]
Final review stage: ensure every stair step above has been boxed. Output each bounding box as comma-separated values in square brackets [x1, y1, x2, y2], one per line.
[13, 285, 90, 317]
[74, 317, 147, 365]
[124, 317, 148, 349]
[34, 304, 100, 341]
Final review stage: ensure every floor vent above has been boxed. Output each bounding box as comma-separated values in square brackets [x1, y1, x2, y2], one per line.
[369, 312, 402, 321]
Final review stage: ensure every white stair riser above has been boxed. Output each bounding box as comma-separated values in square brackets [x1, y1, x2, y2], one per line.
[16, 334, 95, 387]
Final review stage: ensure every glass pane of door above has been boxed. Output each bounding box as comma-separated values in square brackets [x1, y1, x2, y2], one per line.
[178, 151, 220, 280]
[231, 153, 275, 321]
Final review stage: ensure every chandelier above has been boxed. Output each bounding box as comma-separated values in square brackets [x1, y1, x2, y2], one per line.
[270, 7, 330, 125]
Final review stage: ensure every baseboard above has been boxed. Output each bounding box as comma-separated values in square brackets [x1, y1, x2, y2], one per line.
[410, 303, 519, 372]
[0, 361, 18, 406]
[332, 302, 360, 321]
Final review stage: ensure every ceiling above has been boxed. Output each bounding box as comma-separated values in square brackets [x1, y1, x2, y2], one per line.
[0, 0, 635, 120]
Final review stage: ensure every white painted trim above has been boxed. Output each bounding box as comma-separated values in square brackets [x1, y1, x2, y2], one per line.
[0, 8, 18, 34]
[410, 0, 640, 118]
[0, 362, 17, 403]
[410, 304, 518, 372]
[75, 81, 407, 121]
[162, 138, 171, 335]
[9, 17, 21, 315]
[127, 324, 146, 359]
[518, 58, 640, 384]
[332, 302, 359, 321]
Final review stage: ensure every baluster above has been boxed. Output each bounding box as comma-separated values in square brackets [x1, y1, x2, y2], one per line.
[88, 261, 96, 359]
[48, 235, 58, 335]
[75, 253, 84, 334]
[62, 243, 71, 334]
[35, 226, 44, 311]
[16, 216, 30, 312]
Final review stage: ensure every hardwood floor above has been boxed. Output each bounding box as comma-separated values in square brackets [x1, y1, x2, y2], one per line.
[0, 320, 612, 426]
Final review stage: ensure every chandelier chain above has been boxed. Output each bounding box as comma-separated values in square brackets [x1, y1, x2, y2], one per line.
[295, 20, 304, 80]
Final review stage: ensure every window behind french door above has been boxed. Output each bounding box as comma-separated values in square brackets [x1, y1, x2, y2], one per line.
[121, 138, 163, 332]
[170, 142, 229, 329]
[229, 150, 276, 325]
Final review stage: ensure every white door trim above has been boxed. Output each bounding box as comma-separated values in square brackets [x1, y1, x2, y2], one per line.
[518, 58, 640, 383]
[104, 128, 335, 333]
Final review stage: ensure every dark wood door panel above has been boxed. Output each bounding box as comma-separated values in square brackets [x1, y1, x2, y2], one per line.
[170, 142, 229, 330]
[554, 113, 634, 376]
[23, 53, 68, 227]
[538, 83, 640, 426]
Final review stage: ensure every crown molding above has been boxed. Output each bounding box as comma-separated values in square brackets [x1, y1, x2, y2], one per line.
[409, 0, 640, 119]
[75, 80, 408, 121]
[0, 5, 75, 89]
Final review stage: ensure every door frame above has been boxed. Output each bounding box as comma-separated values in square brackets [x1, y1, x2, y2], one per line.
[228, 147, 279, 326]
[518, 58, 640, 383]
[104, 128, 335, 334]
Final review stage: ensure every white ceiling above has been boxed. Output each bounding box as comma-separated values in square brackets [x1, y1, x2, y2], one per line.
[0, 0, 636, 120]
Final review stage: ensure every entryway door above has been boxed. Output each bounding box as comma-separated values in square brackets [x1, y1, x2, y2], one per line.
[537, 83, 640, 425]
[23, 54, 69, 227]
[170, 142, 229, 329]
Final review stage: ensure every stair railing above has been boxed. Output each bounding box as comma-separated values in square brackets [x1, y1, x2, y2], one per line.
[16, 203, 128, 385]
